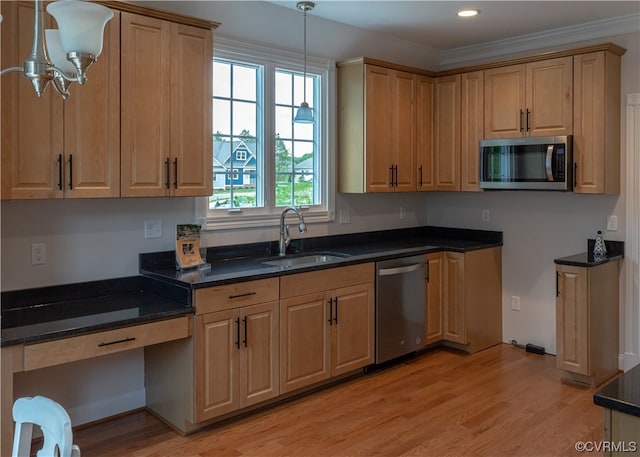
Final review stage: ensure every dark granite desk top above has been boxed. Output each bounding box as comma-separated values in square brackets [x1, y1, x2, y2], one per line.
[139, 226, 504, 288]
[554, 240, 624, 267]
[594, 363, 640, 418]
[1, 276, 191, 347]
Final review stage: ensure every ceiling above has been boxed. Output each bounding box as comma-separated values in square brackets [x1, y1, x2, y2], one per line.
[269, 1, 640, 50]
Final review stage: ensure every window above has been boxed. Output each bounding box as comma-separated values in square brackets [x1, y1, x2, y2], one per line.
[203, 38, 334, 229]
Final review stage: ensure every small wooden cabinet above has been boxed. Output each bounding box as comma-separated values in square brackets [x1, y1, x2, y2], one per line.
[193, 278, 279, 422]
[573, 50, 622, 194]
[416, 76, 435, 191]
[433, 75, 461, 191]
[1, 2, 120, 200]
[338, 59, 422, 193]
[484, 57, 573, 139]
[555, 260, 620, 386]
[424, 248, 502, 353]
[460, 71, 484, 192]
[279, 264, 375, 393]
[121, 12, 213, 197]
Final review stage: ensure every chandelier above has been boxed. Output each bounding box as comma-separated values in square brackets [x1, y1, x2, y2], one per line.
[0, 0, 113, 99]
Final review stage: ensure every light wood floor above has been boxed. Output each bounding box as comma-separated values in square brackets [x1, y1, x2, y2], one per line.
[73, 344, 604, 457]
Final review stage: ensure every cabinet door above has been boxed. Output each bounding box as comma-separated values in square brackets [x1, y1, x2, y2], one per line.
[443, 252, 466, 344]
[64, 13, 120, 198]
[1, 1, 63, 200]
[365, 65, 393, 192]
[170, 23, 213, 197]
[416, 76, 435, 191]
[121, 12, 171, 197]
[279, 292, 330, 394]
[240, 301, 279, 408]
[526, 57, 573, 137]
[424, 252, 444, 345]
[460, 71, 484, 192]
[434, 75, 461, 191]
[573, 51, 621, 195]
[556, 265, 589, 375]
[484, 64, 525, 139]
[330, 283, 374, 376]
[194, 310, 240, 421]
[391, 71, 416, 192]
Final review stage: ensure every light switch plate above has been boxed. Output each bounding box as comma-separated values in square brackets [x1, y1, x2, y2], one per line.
[606, 215, 618, 232]
[144, 220, 162, 239]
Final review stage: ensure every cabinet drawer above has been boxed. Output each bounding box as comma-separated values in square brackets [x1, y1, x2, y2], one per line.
[280, 263, 375, 299]
[195, 278, 279, 314]
[23, 316, 191, 371]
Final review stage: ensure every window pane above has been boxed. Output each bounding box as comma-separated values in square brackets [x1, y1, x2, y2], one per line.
[275, 105, 293, 139]
[275, 173, 293, 207]
[293, 121, 314, 140]
[293, 174, 314, 206]
[275, 71, 292, 105]
[232, 101, 257, 137]
[213, 61, 230, 98]
[233, 64, 257, 101]
[275, 138, 293, 173]
[212, 98, 230, 135]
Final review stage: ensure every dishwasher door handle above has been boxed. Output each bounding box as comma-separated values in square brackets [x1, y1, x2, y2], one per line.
[378, 263, 422, 276]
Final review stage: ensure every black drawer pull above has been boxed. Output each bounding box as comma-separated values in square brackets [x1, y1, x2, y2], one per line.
[98, 337, 136, 347]
[228, 292, 257, 299]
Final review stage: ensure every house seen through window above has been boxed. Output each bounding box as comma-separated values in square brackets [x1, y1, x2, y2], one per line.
[209, 44, 328, 223]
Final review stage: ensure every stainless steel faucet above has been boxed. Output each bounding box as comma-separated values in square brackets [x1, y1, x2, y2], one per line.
[279, 206, 307, 256]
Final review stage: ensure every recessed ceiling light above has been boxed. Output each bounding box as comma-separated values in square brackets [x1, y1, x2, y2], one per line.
[457, 9, 480, 18]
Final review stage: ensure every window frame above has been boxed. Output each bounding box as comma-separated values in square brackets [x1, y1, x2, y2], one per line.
[199, 37, 336, 231]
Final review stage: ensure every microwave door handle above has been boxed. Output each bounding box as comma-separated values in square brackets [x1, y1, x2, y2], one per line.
[545, 145, 554, 181]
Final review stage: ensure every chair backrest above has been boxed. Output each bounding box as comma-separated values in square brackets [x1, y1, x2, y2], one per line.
[12, 396, 80, 457]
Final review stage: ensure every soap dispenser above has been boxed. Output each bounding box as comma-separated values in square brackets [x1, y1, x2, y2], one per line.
[593, 230, 607, 259]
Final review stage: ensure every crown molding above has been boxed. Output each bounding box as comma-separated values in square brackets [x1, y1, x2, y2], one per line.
[437, 13, 640, 70]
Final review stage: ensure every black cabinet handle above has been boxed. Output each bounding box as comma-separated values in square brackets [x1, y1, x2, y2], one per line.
[425, 260, 430, 282]
[235, 317, 240, 349]
[68, 154, 73, 190]
[165, 158, 170, 189]
[57, 154, 63, 190]
[389, 166, 394, 188]
[526, 109, 531, 132]
[519, 109, 524, 132]
[418, 165, 423, 187]
[228, 292, 257, 299]
[556, 272, 560, 297]
[173, 158, 178, 189]
[394, 165, 398, 188]
[242, 316, 247, 348]
[573, 163, 577, 189]
[334, 297, 338, 324]
[98, 337, 135, 347]
[328, 297, 333, 325]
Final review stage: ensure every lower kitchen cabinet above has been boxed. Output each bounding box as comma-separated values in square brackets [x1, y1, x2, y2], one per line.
[424, 247, 502, 353]
[194, 301, 279, 422]
[279, 264, 375, 394]
[555, 260, 620, 386]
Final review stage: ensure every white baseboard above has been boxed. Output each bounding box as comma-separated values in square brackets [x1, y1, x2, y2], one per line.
[67, 389, 146, 426]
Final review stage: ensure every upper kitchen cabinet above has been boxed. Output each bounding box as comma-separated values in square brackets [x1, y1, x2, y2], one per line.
[338, 59, 425, 193]
[416, 76, 435, 191]
[484, 57, 573, 139]
[120, 12, 213, 197]
[1, 2, 120, 200]
[573, 50, 623, 194]
[460, 71, 484, 192]
[433, 75, 461, 191]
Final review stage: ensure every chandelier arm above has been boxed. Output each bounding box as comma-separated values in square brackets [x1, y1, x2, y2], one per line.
[50, 76, 71, 100]
[0, 67, 25, 76]
[46, 65, 81, 83]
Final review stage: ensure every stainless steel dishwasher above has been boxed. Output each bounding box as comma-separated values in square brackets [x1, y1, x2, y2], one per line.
[375, 255, 425, 364]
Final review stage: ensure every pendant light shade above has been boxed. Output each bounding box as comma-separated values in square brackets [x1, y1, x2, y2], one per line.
[293, 1, 315, 124]
[45, 29, 77, 74]
[46, 0, 114, 57]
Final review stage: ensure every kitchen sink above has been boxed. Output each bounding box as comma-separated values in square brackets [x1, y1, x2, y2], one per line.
[259, 252, 351, 268]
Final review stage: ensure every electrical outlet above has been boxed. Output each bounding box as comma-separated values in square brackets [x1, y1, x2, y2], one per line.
[511, 296, 520, 311]
[31, 243, 46, 265]
[339, 210, 351, 224]
[482, 209, 490, 222]
[607, 215, 618, 232]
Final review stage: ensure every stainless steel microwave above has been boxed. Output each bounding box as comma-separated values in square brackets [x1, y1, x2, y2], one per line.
[479, 135, 572, 190]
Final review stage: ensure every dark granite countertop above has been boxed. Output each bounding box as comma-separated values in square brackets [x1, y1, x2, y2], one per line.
[140, 226, 503, 288]
[554, 240, 624, 267]
[594, 363, 640, 418]
[1, 276, 191, 347]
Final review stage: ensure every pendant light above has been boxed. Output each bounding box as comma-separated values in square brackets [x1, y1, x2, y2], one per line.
[293, 1, 315, 123]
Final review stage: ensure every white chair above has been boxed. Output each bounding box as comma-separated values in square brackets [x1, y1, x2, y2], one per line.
[12, 396, 80, 457]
